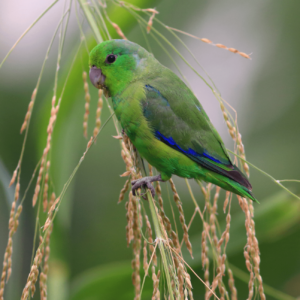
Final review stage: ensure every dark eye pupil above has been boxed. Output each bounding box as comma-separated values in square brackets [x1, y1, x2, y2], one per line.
[107, 55, 116, 63]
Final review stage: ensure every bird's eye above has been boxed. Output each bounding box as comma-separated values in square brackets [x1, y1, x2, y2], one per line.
[106, 54, 117, 64]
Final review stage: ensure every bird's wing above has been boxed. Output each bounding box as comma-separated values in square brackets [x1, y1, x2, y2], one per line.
[141, 69, 251, 189]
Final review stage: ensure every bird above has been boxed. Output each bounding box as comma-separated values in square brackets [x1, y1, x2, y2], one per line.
[89, 39, 257, 202]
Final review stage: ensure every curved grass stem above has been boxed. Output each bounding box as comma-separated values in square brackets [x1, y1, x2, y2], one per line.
[227, 149, 300, 201]
[78, 0, 103, 43]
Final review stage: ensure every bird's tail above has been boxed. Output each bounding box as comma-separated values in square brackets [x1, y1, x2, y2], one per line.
[204, 172, 259, 203]
[228, 179, 258, 203]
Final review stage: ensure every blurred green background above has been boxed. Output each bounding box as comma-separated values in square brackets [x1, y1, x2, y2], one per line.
[1, 0, 300, 299]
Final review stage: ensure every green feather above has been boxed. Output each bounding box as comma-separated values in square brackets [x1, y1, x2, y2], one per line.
[89, 39, 257, 203]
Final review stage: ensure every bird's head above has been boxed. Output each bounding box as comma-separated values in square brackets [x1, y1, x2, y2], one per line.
[89, 39, 151, 96]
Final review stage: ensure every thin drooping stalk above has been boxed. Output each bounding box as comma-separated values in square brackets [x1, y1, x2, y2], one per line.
[77, 0, 103, 43]
[227, 149, 300, 201]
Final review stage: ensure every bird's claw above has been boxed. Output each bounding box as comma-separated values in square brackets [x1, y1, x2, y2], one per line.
[131, 178, 155, 199]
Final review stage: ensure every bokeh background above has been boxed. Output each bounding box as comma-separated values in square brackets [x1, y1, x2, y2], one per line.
[1, 0, 300, 299]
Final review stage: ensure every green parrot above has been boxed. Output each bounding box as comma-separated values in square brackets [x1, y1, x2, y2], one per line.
[89, 39, 257, 202]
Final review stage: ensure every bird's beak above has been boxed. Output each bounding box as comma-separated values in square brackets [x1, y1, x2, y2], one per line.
[89, 66, 106, 89]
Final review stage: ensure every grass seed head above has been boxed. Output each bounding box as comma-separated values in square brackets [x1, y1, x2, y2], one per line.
[82, 71, 91, 138]
[9, 169, 18, 187]
[112, 22, 127, 40]
[169, 179, 193, 258]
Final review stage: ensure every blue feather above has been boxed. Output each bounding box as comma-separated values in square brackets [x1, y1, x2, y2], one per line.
[155, 131, 221, 163]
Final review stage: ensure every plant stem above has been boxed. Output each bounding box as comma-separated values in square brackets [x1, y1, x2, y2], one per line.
[147, 190, 175, 300]
[77, 0, 103, 43]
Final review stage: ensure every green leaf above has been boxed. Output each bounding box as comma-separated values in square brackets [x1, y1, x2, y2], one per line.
[70, 261, 152, 300]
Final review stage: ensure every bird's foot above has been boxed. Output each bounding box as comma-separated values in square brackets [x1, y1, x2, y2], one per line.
[131, 174, 163, 199]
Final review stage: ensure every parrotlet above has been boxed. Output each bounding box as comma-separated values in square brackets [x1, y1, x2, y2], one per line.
[89, 39, 257, 202]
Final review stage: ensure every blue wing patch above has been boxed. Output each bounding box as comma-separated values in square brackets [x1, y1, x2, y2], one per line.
[155, 130, 221, 163]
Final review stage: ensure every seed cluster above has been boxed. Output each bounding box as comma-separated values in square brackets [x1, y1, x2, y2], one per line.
[169, 179, 193, 258]
[201, 222, 210, 295]
[21, 247, 43, 300]
[43, 161, 50, 212]
[156, 182, 180, 252]
[112, 22, 127, 40]
[0, 184, 22, 300]
[20, 88, 36, 134]
[82, 71, 90, 138]
[203, 39, 251, 59]
[93, 89, 103, 138]
[199, 184, 239, 300]
[131, 195, 142, 299]
[145, 215, 157, 266]
[40, 193, 56, 300]
[238, 197, 265, 300]
[219, 101, 250, 176]
[145, 8, 159, 33]
[33, 96, 59, 207]
[117, 132, 198, 298]
[151, 266, 160, 300]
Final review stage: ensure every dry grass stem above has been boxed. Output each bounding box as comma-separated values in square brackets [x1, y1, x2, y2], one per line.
[39, 192, 55, 300]
[237, 196, 265, 300]
[148, 164, 153, 176]
[236, 132, 250, 177]
[126, 192, 134, 246]
[118, 178, 130, 203]
[165, 26, 251, 59]
[9, 168, 18, 187]
[21, 247, 43, 300]
[0, 182, 22, 300]
[145, 9, 159, 33]
[206, 254, 226, 299]
[44, 196, 60, 232]
[33, 95, 59, 207]
[112, 22, 127, 40]
[83, 71, 90, 138]
[223, 191, 230, 213]
[177, 262, 185, 299]
[43, 161, 50, 212]
[20, 88, 36, 134]
[169, 179, 193, 258]
[120, 137, 136, 180]
[39, 223, 53, 300]
[156, 182, 180, 253]
[201, 222, 210, 296]
[145, 215, 157, 266]
[132, 196, 142, 299]
[170, 246, 220, 300]
[227, 268, 237, 300]
[93, 89, 103, 138]
[151, 265, 160, 300]
[219, 101, 250, 176]
[143, 239, 148, 273]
